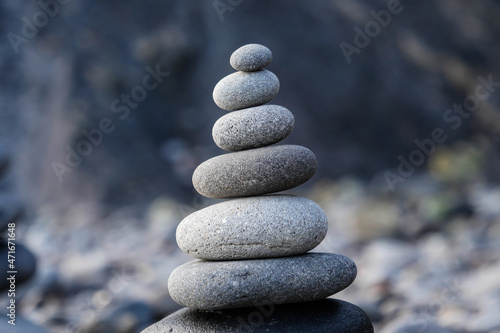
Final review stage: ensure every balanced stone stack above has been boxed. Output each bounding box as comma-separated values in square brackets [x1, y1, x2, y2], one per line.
[143, 44, 373, 332]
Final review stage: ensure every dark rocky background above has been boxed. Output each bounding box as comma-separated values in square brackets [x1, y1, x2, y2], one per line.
[1, 0, 500, 332]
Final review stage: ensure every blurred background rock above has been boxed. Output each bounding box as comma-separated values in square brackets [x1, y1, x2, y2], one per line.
[0, 0, 499, 332]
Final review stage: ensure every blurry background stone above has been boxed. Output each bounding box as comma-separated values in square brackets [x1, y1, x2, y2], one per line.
[0, 0, 499, 332]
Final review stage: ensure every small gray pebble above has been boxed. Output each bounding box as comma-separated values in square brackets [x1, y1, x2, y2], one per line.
[177, 195, 328, 260]
[168, 253, 357, 310]
[213, 70, 279, 111]
[192, 145, 317, 199]
[230, 44, 273, 72]
[141, 298, 373, 333]
[212, 104, 294, 151]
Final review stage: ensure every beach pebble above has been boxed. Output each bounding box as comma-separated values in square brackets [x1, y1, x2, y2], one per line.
[141, 298, 373, 333]
[213, 70, 279, 111]
[168, 253, 356, 310]
[230, 44, 273, 72]
[192, 145, 317, 198]
[177, 195, 328, 260]
[212, 104, 294, 151]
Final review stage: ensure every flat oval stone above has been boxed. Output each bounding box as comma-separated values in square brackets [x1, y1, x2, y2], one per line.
[177, 195, 328, 260]
[168, 253, 357, 310]
[192, 145, 317, 199]
[213, 70, 279, 111]
[141, 299, 373, 333]
[212, 105, 294, 151]
[230, 44, 273, 72]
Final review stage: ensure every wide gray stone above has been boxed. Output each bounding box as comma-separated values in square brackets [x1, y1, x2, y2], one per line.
[141, 299, 373, 333]
[213, 70, 279, 111]
[230, 43, 273, 72]
[192, 145, 317, 199]
[212, 105, 294, 151]
[168, 253, 357, 310]
[177, 195, 328, 260]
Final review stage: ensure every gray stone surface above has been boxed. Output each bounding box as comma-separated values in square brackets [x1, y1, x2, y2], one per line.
[192, 145, 317, 198]
[230, 43, 273, 72]
[212, 104, 294, 151]
[168, 253, 357, 310]
[213, 70, 279, 111]
[141, 298, 373, 333]
[177, 195, 328, 260]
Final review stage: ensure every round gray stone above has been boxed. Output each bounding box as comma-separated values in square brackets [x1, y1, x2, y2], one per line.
[212, 104, 294, 151]
[213, 70, 279, 111]
[168, 253, 357, 310]
[141, 298, 373, 333]
[192, 145, 317, 199]
[177, 195, 328, 260]
[230, 44, 273, 72]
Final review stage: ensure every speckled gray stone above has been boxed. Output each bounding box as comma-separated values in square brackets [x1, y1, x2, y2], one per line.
[213, 70, 279, 111]
[230, 44, 273, 72]
[192, 145, 317, 199]
[141, 298, 373, 333]
[177, 195, 328, 260]
[168, 253, 357, 310]
[212, 105, 294, 151]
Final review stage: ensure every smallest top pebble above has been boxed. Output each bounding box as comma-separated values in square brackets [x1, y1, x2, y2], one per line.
[230, 44, 273, 72]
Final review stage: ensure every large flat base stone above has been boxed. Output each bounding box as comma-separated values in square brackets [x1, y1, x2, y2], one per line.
[141, 298, 374, 333]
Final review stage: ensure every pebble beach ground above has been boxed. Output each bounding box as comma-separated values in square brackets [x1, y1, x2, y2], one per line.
[2, 171, 498, 332]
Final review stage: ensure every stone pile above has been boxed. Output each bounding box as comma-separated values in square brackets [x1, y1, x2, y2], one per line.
[143, 44, 373, 332]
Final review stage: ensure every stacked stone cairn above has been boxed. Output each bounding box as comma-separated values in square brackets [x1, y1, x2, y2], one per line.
[143, 44, 373, 332]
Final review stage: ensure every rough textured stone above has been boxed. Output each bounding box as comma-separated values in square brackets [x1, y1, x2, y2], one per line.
[177, 195, 328, 260]
[230, 43, 273, 72]
[192, 145, 317, 199]
[212, 104, 294, 151]
[213, 70, 279, 111]
[141, 298, 374, 333]
[168, 253, 356, 310]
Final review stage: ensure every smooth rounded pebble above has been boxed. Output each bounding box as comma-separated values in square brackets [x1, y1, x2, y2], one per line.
[141, 298, 373, 333]
[168, 253, 357, 310]
[192, 145, 317, 199]
[230, 44, 273, 72]
[213, 70, 279, 111]
[177, 195, 328, 260]
[212, 104, 294, 151]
